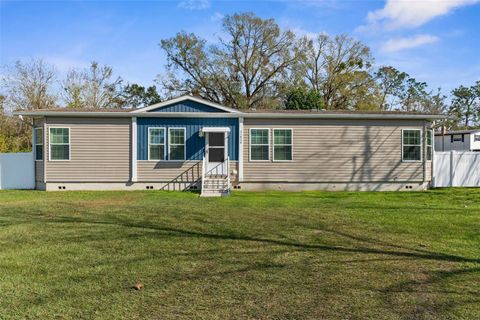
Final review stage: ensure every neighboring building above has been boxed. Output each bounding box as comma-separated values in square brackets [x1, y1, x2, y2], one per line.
[16, 95, 445, 195]
[434, 129, 480, 152]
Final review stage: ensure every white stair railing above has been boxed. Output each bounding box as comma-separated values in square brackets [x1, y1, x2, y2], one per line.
[226, 156, 231, 192]
[201, 154, 206, 194]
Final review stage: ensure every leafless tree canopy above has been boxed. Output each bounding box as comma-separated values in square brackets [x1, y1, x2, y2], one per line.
[1, 59, 58, 111]
[160, 12, 307, 109]
[62, 62, 123, 109]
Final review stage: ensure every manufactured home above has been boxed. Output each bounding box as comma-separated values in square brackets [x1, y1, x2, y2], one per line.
[435, 129, 480, 152]
[16, 95, 445, 195]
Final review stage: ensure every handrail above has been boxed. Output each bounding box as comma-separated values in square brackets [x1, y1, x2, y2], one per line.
[201, 154, 206, 194]
[226, 156, 231, 192]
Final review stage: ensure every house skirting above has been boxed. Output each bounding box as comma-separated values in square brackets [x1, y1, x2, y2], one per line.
[44, 181, 202, 191]
[237, 182, 429, 192]
[43, 181, 429, 192]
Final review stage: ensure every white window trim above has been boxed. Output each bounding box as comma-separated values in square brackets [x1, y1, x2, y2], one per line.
[426, 129, 433, 161]
[168, 127, 186, 161]
[249, 128, 270, 162]
[273, 128, 293, 162]
[147, 127, 166, 161]
[401, 128, 422, 162]
[49, 127, 71, 161]
[34, 127, 43, 161]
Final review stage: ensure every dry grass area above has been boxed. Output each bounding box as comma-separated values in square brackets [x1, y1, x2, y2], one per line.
[0, 189, 479, 319]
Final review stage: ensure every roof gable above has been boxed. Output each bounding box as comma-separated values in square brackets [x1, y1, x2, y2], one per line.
[131, 95, 239, 113]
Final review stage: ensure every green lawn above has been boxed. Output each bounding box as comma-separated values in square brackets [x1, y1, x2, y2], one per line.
[0, 189, 479, 319]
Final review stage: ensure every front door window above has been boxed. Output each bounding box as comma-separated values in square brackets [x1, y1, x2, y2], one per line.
[208, 132, 225, 162]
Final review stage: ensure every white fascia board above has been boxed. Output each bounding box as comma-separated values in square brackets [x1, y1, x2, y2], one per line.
[14, 111, 447, 121]
[14, 112, 241, 118]
[242, 113, 447, 120]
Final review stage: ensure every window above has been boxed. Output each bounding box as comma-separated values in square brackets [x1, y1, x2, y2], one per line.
[426, 130, 433, 161]
[452, 134, 463, 142]
[49, 128, 70, 161]
[168, 128, 185, 160]
[148, 128, 165, 160]
[34, 128, 43, 160]
[402, 129, 422, 161]
[273, 129, 293, 161]
[250, 128, 269, 161]
[475, 134, 480, 142]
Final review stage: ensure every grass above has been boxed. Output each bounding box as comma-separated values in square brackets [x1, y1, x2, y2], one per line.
[0, 189, 479, 319]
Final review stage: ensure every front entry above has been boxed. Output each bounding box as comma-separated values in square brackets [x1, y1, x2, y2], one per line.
[205, 132, 228, 176]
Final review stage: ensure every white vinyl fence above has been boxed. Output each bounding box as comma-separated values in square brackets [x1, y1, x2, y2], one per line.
[0, 152, 35, 190]
[433, 151, 480, 187]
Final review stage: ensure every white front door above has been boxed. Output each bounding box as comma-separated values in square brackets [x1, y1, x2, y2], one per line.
[206, 132, 227, 176]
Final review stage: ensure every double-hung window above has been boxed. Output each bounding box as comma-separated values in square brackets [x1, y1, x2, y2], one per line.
[49, 128, 70, 161]
[148, 128, 165, 160]
[34, 128, 43, 160]
[273, 129, 293, 161]
[250, 128, 269, 161]
[402, 129, 422, 161]
[475, 134, 480, 142]
[169, 128, 185, 161]
[426, 130, 433, 161]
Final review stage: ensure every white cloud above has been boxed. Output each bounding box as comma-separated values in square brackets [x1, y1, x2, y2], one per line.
[178, 0, 210, 10]
[210, 12, 224, 22]
[360, 0, 479, 31]
[291, 27, 320, 40]
[381, 34, 439, 53]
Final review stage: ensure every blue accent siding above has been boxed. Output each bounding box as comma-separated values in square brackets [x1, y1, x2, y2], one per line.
[149, 100, 227, 113]
[137, 118, 239, 160]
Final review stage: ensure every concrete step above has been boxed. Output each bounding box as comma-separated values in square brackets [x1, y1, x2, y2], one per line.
[201, 190, 230, 197]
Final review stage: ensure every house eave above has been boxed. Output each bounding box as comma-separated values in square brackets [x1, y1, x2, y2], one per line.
[14, 111, 447, 121]
[242, 113, 447, 120]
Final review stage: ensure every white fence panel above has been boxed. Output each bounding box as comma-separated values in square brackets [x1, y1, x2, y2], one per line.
[0, 152, 35, 190]
[433, 151, 480, 187]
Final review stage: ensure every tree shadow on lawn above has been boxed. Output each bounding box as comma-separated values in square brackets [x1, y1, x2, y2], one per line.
[6, 212, 480, 318]
[380, 267, 480, 319]
[18, 212, 477, 266]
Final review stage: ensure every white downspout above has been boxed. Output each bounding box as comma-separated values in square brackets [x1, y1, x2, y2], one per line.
[43, 120, 47, 184]
[131, 117, 137, 182]
[238, 117, 244, 182]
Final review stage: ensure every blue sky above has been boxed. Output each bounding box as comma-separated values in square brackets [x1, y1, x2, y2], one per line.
[1, 0, 479, 94]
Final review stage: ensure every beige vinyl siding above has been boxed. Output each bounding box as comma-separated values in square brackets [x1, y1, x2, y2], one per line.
[244, 118, 431, 183]
[426, 161, 432, 181]
[45, 117, 131, 182]
[138, 161, 238, 182]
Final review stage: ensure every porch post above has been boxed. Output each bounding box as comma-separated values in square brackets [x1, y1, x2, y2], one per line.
[131, 117, 137, 182]
[238, 117, 244, 182]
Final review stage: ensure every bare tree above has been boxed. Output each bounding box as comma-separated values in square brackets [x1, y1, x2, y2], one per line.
[294, 34, 376, 110]
[297, 34, 329, 93]
[1, 59, 58, 111]
[160, 12, 306, 109]
[321, 35, 374, 110]
[61, 62, 123, 109]
[62, 69, 84, 109]
[375, 66, 408, 110]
